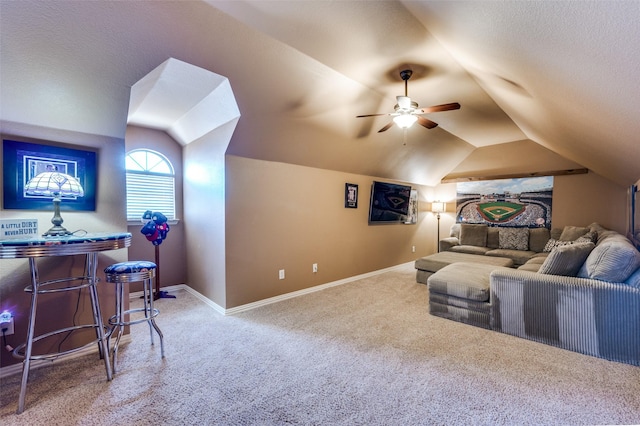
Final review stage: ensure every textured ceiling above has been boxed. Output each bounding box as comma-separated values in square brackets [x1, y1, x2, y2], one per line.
[1, 1, 639, 187]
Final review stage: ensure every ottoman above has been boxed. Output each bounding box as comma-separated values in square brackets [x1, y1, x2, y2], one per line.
[427, 262, 513, 329]
[415, 251, 513, 284]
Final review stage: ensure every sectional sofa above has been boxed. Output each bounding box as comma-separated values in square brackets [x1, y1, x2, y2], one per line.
[415, 222, 640, 365]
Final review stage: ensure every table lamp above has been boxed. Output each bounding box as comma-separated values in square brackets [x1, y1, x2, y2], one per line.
[431, 201, 445, 252]
[25, 171, 84, 236]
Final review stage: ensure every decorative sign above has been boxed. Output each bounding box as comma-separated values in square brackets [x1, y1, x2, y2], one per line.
[0, 219, 39, 239]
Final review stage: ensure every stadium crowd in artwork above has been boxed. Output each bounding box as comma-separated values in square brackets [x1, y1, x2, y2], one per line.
[456, 177, 553, 228]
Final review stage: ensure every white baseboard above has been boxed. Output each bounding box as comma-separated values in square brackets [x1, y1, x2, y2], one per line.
[148, 261, 414, 316]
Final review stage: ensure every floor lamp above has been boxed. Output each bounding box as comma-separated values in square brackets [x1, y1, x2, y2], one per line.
[431, 202, 445, 253]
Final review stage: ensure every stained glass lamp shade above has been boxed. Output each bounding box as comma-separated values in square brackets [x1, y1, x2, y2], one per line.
[25, 172, 84, 236]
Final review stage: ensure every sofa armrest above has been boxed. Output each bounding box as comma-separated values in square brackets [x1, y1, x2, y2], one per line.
[439, 237, 459, 252]
[490, 269, 640, 365]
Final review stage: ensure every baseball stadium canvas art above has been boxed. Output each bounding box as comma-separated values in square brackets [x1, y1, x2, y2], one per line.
[456, 176, 553, 228]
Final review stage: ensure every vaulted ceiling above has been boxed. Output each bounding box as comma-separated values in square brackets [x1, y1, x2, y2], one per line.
[1, 1, 639, 187]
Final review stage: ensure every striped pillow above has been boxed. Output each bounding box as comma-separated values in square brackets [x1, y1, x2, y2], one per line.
[538, 242, 595, 276]
[578, 240, 640, 282]
[625, 268, 640, 288]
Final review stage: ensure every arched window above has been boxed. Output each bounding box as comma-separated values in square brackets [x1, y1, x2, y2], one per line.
[125, 149, 176, 222]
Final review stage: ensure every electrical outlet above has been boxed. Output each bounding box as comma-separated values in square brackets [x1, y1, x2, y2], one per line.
[0, 311, 14, 336]
[412, 246, 416, 253]
[312, 263, 318, 273]
[279, 269, 285, 280]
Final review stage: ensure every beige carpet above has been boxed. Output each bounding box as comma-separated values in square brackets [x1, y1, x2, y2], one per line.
[1, 263, 639, 425]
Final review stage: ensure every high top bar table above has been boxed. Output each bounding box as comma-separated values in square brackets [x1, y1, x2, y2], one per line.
[0, 232, 131, 414]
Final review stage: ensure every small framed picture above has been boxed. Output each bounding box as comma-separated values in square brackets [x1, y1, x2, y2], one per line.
[405, 189, 418, 224]
[345, 183, 358, 208]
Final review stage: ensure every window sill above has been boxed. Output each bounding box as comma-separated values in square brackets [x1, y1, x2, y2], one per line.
[127, 219, 180, 227]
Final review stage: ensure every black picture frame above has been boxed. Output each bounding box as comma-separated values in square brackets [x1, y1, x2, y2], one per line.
[3, 139, 97, 211]
[345, 183, 358, 208]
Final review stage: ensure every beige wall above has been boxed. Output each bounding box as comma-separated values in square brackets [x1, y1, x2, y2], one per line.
[224, 155, 434, 308]
[183, 121, 239, 308]
[223, 161, 629, 309]
[125, 126, 187, 291]
[552, 172, 628, 233]
[0, 123, 129, 368]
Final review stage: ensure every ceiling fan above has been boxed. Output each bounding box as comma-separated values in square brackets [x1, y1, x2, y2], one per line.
[356, 69, 460, 133]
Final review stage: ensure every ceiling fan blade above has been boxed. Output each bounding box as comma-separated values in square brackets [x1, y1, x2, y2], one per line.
[377, 122, 394, 133]
[356, 113, 390, 118]
[417, 102, 461, 114]
[417, 116, 438, 129]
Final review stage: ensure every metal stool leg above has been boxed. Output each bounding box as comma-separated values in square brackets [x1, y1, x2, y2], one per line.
[17, 258, 39, 414]
[86, 253, 112, 381]
[111, 281, 126, 373]
[142, 278, 154, 344]
[146, 278, 165, 358]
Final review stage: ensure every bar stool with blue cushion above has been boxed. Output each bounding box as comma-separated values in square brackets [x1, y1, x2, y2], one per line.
[104, 261, 165, 372]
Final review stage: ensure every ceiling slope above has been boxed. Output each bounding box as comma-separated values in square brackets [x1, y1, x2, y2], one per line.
[404, 0, 640, 186]
[1, 1, 638, 186]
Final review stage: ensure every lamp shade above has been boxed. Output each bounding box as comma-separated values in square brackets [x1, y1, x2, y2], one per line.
[431, 201, 445, 213]
[393, 114, 418, 129]
[25, 172, 84, 198]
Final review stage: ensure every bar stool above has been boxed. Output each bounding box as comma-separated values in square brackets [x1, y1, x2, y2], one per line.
[104, 261, 165, 373]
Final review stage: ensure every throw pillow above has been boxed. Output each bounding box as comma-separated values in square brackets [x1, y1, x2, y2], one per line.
[625, 267, 640, 289]
[499, 228, 529, 251]
[529, 227, 551, 253]
[487, 227, 500, 249]
[577, 239, 640, 282]
[575, 230, 597, 244]
[543, 238, 574, 253]
[459, 224, 488, 247]
[559, 225, 589, 241]
[538, 242, 595, 276]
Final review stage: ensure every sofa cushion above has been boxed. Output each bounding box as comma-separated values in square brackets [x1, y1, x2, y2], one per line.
[427, 262, 509, 302]
[499, 227, 529, 250]
[550, 228, 563, 240]
[559, 225, 589, 241]
[450, 245, 492, 255]
[525, 256, 547, 265]
[459, 224, 488, 247]
[415, 251, 513, 273]
[529, 228, 551, 253]
[518, 262, 543, 272]
[485, 249, 537, 266]
[578, 239, 640, 282]
[487, 227, 500, 249]
[538, 242, 595, 276]
[517, 256, 547, 272]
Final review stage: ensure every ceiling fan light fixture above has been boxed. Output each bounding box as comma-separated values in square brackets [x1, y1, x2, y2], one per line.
[393, 114, 418, 129]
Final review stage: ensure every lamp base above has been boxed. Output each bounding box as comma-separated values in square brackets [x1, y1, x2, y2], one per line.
[43, 225, 72, 237]
[43, 197, 72, 237]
